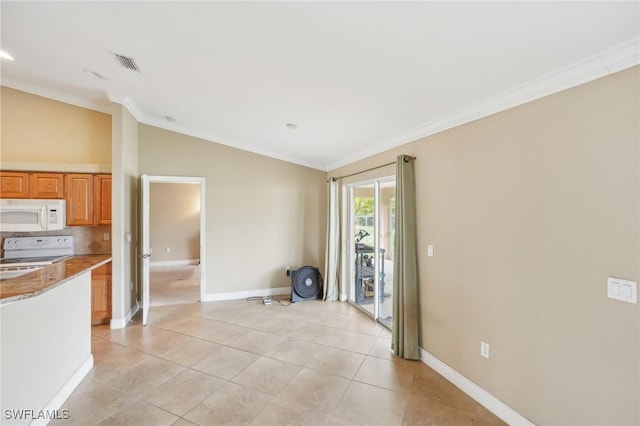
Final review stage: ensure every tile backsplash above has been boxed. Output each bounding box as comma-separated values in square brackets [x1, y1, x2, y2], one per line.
[1, 225, 112, 257]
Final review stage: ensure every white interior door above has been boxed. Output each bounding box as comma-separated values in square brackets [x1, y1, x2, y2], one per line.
[140, 174, 206, 326]
[141, 174, 151, 325]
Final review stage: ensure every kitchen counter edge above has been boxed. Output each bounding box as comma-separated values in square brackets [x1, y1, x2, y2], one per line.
[0, 254, 112, 305]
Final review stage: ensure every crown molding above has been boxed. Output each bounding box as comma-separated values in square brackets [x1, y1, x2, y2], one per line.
[599, 37, 640, 73]
[105, 91, 145, 123]
[324, 37, 640, 172]
[3, 36, 637, 174]
[1, 79, 112, 114]
[140, 115, 327, 171]
[105, 90, 325, 170]
[122, 96, 145, 123]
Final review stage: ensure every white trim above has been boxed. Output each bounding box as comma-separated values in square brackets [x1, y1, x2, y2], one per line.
[140, 175, 206, 324]
[0, 162, 112, 173]
[325, 37, 640, 171]
[4, 37, 637, 173]
[122, 96, 145, 122]
[150, 259, 200, 267]
[140, 117, 326, 171]
[31, 355, 94, 426]
[419, 347, 535, 426]
[1, 80, 112, 114]
[203, 286, 291, 302]
[599, 37, 640, 74]
[109, 300, 139, 329]
[106, 91, 145, 123]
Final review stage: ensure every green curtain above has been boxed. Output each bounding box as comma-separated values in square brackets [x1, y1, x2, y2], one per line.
[392, 155, 420, 360]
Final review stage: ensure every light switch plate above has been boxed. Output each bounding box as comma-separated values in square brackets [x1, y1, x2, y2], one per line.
[480, 341, 490, 359]
[608, 277, 637, 304]
[427, 245, 434, 257]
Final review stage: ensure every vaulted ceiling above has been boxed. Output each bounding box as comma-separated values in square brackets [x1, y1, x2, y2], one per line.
[2, 2, 638, 170]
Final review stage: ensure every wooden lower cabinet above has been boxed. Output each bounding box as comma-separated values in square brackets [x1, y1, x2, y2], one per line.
[91, 262, 112, 325]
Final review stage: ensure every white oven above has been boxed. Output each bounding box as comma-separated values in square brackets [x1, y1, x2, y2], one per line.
[0, 236, 74, 280]
[0, 199, 66, 232]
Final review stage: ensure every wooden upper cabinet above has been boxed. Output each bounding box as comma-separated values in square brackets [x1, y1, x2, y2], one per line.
[94, 174, 112, 225]
[30, 173, 64, 199]
[65, 173, 94, 226]
[3, 171, 111, 226]
[0, 171, 29, 198]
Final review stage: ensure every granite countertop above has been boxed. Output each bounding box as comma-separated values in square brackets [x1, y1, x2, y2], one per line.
[0, 254, 112, 305]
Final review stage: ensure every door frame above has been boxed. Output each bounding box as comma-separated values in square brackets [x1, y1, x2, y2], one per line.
[346, 176, 395, 328]
[141, 174, 206, 325]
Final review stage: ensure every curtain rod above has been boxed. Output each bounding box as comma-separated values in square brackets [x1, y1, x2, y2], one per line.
[328, 155, 416, 182]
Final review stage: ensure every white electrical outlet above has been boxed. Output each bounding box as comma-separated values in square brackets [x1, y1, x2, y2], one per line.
[166, 247, 171, 253]
[480, 341, 490, 359]
[103, 232, 110, 241]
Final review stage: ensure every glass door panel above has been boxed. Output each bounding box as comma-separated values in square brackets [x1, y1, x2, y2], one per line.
[348, 178, 395, 328]
[352, 183, 376, 316]
[377, 181, 395, 328]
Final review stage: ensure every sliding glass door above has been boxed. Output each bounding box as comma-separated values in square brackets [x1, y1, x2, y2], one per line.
[348, 178, 395, 328]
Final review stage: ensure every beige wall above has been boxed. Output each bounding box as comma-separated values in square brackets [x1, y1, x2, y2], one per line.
[1, 87, 111, 166]
[111, 104, 138, 323]
[150, 183, 200, 262]
[138, 124, 326, 294]
[329, 67, 640, 425]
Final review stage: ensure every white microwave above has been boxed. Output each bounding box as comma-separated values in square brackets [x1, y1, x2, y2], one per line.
[0, 199, 66, 232]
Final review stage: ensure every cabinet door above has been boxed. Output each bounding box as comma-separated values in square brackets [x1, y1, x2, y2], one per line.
[94, 174, 112, 225]
[91, 262, 112, 325]
[91, 276, 112, 324]
[65, 173, 94, 226]
[0, 171, 29, 198]
[30, 173, 64, 199]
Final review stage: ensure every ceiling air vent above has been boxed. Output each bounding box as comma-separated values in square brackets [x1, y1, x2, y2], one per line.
[111, 52, 140, 72]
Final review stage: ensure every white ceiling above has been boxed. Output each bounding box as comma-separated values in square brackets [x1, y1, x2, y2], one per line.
[1, 2, 638, 171]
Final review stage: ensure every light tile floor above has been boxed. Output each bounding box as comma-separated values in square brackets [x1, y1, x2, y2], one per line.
[55, 298, 505, 425]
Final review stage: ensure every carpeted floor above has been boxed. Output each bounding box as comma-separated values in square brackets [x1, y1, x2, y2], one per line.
[150, 264, 200, 307]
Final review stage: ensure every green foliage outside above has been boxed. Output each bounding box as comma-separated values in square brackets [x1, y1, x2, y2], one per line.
[354, 197, 374, 216]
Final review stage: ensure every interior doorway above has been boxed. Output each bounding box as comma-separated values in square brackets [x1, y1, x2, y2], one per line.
[149, 182, 201, 307]
[141, 175, 205, 325]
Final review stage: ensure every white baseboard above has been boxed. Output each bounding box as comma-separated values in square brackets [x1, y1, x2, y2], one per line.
[110, 300, 140, 329]
[419, 347, 535, 426]
[202, 286, 291, 302]
[150, 259, 199, 267]
[33, 355, 94, 426]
